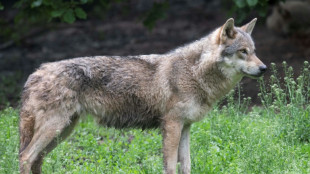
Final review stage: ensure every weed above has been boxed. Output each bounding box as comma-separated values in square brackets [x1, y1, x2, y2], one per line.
[259, 61, 310, 143]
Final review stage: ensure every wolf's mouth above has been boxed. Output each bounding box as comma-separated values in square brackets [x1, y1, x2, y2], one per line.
[241, 70, 266, 79]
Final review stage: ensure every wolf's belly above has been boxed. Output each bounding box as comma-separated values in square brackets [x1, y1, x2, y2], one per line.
[95, 111, 161, 129]
[84, 100, 162, 129]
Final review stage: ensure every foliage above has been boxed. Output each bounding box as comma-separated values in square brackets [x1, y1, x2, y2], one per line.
[13, 0, 92, 24]
[0, 0, 287, 42]
[1, 0, 90, 41]
[227, 0, 285, 24]
[142, 1, 169, 30]
[1, 62, 310, 173]
[259, 61, 310, 142]
[0, 0, 169, 42]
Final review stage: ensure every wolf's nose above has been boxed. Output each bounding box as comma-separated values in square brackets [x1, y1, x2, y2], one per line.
[259, 65, 267, 73]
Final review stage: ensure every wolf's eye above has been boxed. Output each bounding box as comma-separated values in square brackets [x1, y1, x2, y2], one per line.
[239, 49, 248, 55]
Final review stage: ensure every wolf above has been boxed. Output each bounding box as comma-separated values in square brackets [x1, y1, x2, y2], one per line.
[19, 18, 266, 174]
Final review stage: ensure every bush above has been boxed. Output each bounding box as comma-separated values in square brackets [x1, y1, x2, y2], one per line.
[259, 61, 310, 142]
[0, 0, 169, 43]
[225, 0, 284, 24]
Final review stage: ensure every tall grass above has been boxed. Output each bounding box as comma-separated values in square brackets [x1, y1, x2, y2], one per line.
[259, 61, 310, 143]
[0, 61, 309, 173]
[0, 108, 20, 173]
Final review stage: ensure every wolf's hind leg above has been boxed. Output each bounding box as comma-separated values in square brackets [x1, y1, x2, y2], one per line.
[19, 113, 79, 174]
[30, 154, 43, 174]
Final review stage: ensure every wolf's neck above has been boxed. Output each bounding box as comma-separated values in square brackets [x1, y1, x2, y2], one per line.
[194, 59, 242, 106]
[168, 37, 209, 61]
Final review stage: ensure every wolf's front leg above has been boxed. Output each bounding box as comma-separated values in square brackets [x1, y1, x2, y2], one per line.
[162, 119, 183, 174]
[178, 124, 191, 174]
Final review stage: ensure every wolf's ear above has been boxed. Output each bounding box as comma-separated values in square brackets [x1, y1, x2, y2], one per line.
[241, 18, 257, 35]
[220, 18, 236, 44]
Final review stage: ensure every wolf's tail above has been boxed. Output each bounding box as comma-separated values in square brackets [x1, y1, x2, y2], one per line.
[19, 107, 35, 154]
[19, 74, 39, 154]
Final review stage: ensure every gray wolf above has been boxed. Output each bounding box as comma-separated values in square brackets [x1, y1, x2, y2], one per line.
[19, 18, 266, 174]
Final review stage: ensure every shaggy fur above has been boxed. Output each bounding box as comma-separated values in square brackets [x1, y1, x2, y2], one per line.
[19, 18, 266, 174]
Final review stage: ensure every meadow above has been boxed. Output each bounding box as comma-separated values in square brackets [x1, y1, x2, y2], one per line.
[1, 61, 309, 174]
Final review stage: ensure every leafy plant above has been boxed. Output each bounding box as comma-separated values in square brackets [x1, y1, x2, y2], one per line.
[259, 61, 310, 142]
[226, 0, 284, 24]
[0, 0, 169, 44]
[142, 1, 169, 30]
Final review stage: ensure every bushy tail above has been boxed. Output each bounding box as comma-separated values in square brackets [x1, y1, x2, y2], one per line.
[19, 110, 35, 154]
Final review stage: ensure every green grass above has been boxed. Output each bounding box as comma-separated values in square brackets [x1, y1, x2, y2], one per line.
[0, 61, 309, 173]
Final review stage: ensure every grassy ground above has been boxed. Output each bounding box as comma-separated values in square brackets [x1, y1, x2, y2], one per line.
[0, 61, 309, 173]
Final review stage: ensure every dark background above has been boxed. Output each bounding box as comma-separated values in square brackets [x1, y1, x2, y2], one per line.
[0, 0, 309, 109]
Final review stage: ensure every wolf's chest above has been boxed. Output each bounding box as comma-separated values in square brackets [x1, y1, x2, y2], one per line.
[177, 99, 210, 123]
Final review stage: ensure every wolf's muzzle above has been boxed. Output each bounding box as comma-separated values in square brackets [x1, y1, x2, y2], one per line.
[256, 64, 267, 77]
[259, 65, 267, 73]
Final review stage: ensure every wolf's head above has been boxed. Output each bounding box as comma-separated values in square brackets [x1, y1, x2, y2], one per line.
[216, 18, 267, 79]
